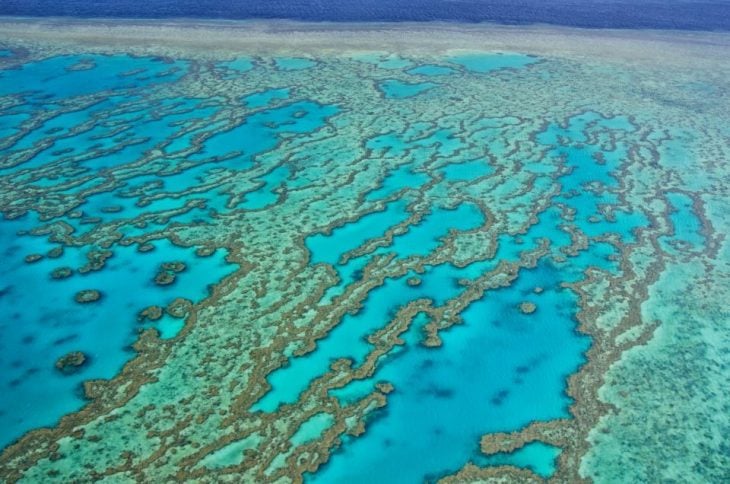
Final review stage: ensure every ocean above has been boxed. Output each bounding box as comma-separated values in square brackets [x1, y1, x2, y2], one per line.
[1, 0, 730, 30]
[0, 4, 728, 484]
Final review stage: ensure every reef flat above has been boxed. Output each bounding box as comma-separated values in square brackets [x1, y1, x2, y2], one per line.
[0, 19, 728, 483]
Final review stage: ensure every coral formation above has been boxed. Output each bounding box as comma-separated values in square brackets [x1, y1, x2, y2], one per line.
[74, 289, 102, 304]
[55, 351, 87, 374]
[0, 20, 727, 484]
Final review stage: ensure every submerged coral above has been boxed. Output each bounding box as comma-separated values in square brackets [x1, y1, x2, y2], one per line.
[74, 289, 102, 304]
[55, 351, 87, 374]
[0, 21, 727, 484]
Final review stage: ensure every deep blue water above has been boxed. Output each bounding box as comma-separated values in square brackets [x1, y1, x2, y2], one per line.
[1, 0, 729, 30]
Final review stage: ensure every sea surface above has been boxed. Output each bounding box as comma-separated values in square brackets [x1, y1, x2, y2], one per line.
[0, 10, 728, 484]
[1, 0, 730, 30]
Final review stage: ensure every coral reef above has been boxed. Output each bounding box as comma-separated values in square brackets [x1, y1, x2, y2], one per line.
[74, 290, 102, 304]
[55, 351, 87, 374]
[0, 20, 727, 484]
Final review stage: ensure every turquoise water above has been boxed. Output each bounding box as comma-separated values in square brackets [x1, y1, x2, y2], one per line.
[243, 87, 291, 108]
[439, 158, 493, 181]
[275, 57, 317, 71]
[218, 57, 255, 75]
[292, 110, 638, 481]
[1, 39, 718, 484]
[252, 107, 641, 480]
[0, 54, 187, 100]
[448, 53, 538, 73]
[659, 191, 705, 254]
[306, 199, 412, 266]
[0, 222, 236, 448]
[365, 164, 430, 200]
[0, 53, 342, 447]
[310, 262, 589, 483]
[379, 79, 438, 98]
[477, 442, 562, 478]
[255, 203, 486, 411]
[406, 64, 456, 76]
[291, 412, 335, 446]
[374, 203, 485, 259]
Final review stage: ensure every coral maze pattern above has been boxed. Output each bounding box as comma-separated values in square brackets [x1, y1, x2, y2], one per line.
[0, 35, 728, 483]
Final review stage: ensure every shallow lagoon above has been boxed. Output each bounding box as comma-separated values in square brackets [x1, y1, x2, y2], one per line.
[0, 24, 727, 484]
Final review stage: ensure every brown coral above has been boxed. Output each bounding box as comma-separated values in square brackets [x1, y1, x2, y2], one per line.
[74, 289, 102, 303]
[55, 351, 87, 374]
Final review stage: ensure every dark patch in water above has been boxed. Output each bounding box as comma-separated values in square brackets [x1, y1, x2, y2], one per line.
[490, 389, 509, 406]
[421, 385, 454, 399]
[420, 358, 435, 369]
[53, 334, 78, 346]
